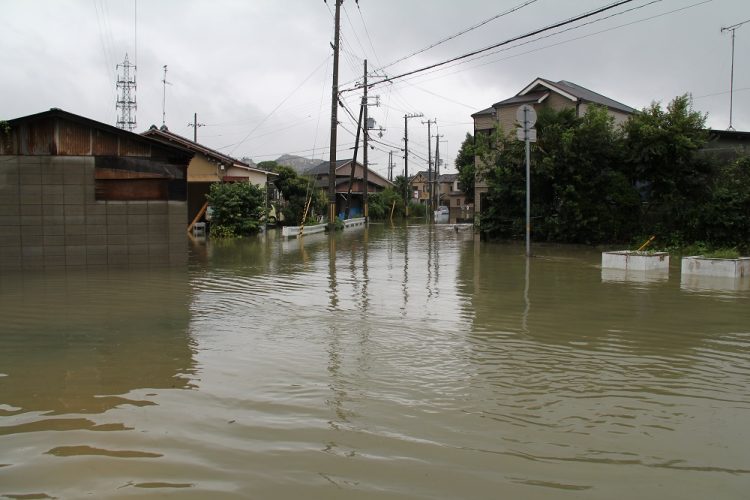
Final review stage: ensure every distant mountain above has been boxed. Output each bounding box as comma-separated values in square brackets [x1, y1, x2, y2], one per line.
[275, 154, 323, 174]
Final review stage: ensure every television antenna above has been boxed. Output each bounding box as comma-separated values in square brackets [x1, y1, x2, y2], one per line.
[721, 18, 750, 130]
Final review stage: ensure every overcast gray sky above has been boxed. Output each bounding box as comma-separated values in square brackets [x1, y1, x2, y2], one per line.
[2, 0, 748, 178]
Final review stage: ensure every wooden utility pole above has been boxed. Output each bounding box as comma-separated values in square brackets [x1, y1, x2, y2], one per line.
[434, 133, 444, 212]
[423, 118, 436, 222]
[344, 101, 364, 220]
[363, 59, 369, 221]
[328, 0, 342, 230]
[188, 113, 204, 142]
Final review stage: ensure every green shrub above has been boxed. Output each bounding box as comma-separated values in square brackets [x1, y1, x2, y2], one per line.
[368, 187, 404, 220]
[206, 182, 266, 237]
[209, 224, 236, 239]
[408, 202, 426, 218]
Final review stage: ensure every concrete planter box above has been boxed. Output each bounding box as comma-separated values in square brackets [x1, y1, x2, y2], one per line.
[602, 251, 670, 271]
[281, 223, 327, 238]
[343, 217, 366, 230]
[681, 274, 750, 292]
[681, 256, 750, 278]
[601, 268, 669, 284]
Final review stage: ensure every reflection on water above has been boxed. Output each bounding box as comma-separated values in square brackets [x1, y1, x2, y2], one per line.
[1, 226, 750, 499]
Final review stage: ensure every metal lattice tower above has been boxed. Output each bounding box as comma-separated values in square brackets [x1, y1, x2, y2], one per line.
[116, 53, 137, 131]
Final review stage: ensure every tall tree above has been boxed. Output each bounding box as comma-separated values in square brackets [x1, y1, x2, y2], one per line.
[623, 94, 711, 239]
[455, 132, 475, 202]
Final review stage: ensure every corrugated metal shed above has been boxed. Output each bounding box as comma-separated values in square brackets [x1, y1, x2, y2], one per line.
[1, 108, 193, 201]
[0, 108, 190, 160]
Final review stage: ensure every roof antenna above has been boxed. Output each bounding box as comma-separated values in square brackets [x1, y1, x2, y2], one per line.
[161, 64, 172, 129]
[721, 18, 750, 131]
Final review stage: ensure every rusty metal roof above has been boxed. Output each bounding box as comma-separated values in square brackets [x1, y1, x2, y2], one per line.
[1, 108, 193, 161]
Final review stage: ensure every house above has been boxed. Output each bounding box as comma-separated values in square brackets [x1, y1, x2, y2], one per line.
[142, 125, 274, 224]
[471, 77, 635, 216]
[305, 159, 393, 218]
[409, 170, 435, 205]
[0, 108, 193, 269]
[437, 173, 471, 216]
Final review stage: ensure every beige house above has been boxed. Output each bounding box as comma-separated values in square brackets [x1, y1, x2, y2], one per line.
[142, 126, 274, 223]
[471, 78, 635, 216]
[409, 170, 434, 205]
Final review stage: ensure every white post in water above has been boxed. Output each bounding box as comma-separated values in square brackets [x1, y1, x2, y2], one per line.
[516, 104, 537, 257]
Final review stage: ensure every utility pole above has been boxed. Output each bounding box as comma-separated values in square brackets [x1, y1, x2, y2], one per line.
[434, 133, 444, 212]
[422, 118, 436, 222]
[388, 151, 395, 181]
[187, 113, 205, 142]
[363, 59, 369, 221]
[115, 53, 137, 131]
[403, 112, 423, 216]
[328, 0, 342, 230]
[721, 18, 750, 130]
[344, 101, 364, 220]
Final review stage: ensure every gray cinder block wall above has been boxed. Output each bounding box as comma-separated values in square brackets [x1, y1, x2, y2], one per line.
[0, 156, 187, 270]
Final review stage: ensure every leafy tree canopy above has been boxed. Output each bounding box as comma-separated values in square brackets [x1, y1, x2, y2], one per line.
[455, 132, 475, 202]
[206, 182, 266, 237]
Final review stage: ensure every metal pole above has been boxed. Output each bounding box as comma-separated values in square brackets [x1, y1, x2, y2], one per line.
[427, 120, 433, 223]
[729, 28, 736, 130]
[525, 107, 531, 257]
[328, 0, 341, 230]
[404, 114, 409, 215]
[193, 113, 197, 142]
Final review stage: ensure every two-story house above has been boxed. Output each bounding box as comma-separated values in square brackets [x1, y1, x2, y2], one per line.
[471, 77, 635, 216]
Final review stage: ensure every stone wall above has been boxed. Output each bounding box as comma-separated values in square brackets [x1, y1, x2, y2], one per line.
[0, 156, 187, 270]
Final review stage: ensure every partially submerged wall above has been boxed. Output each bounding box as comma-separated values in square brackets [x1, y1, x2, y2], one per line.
[0, 156, 186, 270]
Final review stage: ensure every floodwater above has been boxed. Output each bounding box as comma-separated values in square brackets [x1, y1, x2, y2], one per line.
[1, 224, 749, 499]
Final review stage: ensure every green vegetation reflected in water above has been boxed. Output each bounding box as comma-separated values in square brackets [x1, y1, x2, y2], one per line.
[1, 225, 749, 499]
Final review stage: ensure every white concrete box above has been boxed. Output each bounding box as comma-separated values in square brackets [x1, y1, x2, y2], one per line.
[681, 256, 750, 278]
[602, 251, 670, 271]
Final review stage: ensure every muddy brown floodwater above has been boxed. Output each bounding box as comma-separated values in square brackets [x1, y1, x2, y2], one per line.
[1, 223, 749, 499]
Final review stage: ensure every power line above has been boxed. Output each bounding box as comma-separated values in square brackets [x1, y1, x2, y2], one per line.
[228, 55, 330, 155]
[371, 0, 691, 94]
[375, 0, 539, 73]
[355, 1, 383, 68]
[347, 0, 637, 92]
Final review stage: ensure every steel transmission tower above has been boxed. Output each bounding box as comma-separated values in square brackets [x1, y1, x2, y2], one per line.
[115, 53, 137, 131]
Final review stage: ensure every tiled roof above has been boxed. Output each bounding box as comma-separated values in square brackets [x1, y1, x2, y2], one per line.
[142, 126, 273, 174]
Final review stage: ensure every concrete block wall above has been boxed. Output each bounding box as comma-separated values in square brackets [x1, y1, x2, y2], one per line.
[0, 156, 187, 270]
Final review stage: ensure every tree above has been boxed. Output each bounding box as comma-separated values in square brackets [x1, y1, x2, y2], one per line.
[392, 175, 410, 213]
[257, 160, 280, 172]
[455, 132, 475, 202]
[695, 156, 750, 252]
[206, 182, 266, 237]
[480, 106, 639, 244]
[273, 166, 326, 225]
[623, 94, 711, 240]
[367, 187, 404, 220]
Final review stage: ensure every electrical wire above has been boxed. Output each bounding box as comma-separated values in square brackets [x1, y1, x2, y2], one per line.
[375, 0, 539, 73]
[227, 55, 330, 155]
[387, 0, 705, 91]
[344, 0, 637, 92]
